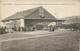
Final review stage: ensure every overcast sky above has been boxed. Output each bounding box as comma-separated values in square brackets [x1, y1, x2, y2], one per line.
[0, 0, 80, 20]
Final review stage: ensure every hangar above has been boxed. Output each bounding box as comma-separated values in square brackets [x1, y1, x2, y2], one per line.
[2, 6, 60, 31]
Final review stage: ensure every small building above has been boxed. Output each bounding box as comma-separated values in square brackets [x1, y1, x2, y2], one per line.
[2, 6, 59, 31]
[62, 16, 80, 31]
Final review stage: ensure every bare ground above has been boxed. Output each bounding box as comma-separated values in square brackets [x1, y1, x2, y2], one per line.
[0, 30, 80, 51]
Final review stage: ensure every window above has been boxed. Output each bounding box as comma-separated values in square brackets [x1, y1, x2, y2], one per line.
[39, 8, 45, 18]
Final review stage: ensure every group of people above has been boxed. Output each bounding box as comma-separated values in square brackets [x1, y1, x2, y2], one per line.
[49, 25, 55, 32]
[0, 25, 26, 34]
[0, 25, 36, 34]
[0, 26, 6, 34]
[0, 25, 55, 34]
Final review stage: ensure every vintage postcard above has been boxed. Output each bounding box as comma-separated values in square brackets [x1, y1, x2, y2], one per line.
[0, 0, 80, 51]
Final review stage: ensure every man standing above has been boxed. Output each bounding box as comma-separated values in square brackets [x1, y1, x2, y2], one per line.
[49, 25, 52, 32]
[48, 22, 56, 32]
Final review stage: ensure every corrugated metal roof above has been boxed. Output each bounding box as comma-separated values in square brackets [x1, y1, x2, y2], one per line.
[2, 6, 56, 21]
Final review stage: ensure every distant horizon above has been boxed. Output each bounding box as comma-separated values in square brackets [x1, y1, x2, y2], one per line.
[0, 0, 80, 20]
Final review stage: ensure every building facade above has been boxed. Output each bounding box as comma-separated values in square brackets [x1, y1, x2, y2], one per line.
[2, 6, 58, 31]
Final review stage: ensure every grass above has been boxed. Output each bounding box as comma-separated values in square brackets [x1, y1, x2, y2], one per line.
[0, 31, 80, 51]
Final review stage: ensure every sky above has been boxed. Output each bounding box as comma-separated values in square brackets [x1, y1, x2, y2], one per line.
[0, 0, 80, 20]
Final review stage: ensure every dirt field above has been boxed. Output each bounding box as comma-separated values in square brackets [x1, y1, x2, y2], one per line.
[0, 30, 80, 51]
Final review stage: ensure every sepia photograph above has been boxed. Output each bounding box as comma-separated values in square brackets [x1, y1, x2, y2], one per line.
[0, 0, 80, 51]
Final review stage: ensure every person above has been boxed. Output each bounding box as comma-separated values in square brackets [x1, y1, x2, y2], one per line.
[32, 26, 36, 31]
[52, 27, 54, 32]
[18, 26, 20, 32]
[49, 25, 52, 32]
